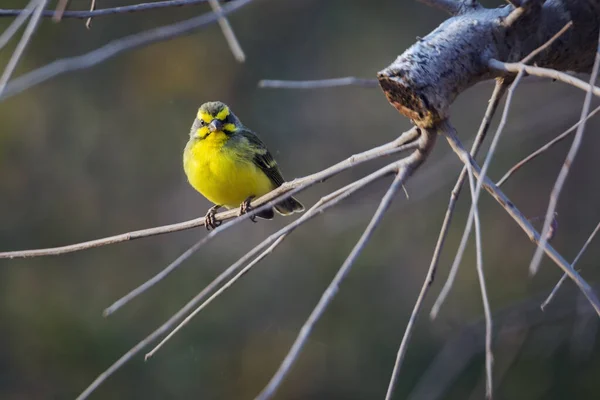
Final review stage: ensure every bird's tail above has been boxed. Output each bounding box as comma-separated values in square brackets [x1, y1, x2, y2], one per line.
[274, 196, 304, 216]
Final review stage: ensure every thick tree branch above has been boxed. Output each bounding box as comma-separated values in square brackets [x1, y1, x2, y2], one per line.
[378, 0, 598, 127]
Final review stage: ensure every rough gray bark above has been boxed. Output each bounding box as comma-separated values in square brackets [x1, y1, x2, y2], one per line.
[378, 0, 600, 127]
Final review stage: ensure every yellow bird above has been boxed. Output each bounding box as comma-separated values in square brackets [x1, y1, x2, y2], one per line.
[183, 101, 304, 229]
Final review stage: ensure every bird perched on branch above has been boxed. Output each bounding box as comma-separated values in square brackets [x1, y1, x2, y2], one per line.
[183, 101, 304, 230]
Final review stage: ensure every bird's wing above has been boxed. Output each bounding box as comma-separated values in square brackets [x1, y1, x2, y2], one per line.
[239, 129, 285, 187]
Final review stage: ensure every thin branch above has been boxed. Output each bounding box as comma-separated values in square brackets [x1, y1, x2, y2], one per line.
[0, 129, 419, 259]
[256, 132, 434, 400]
[529, 31, 600, 276]
[417, 0, 462, 15]
[431, 22, 574, 315]
[145, 235, 287, 360]
[0, 0, 218, 19]
[105, 157, 399, 317]
[0, 0, 47, 98]
[85, 0, 96, 29]
[142, 180, 368, 359]
[431, 72, 525, 318]
[208, 0, 245, 62]
[488, 59, 600, 97]
[443, 125, 600, 317]
[0, 0, 36, 50]
[496, 103, 600, 187]
[75, 139, 427, 400]
[0, 0, 254, 102]
[541, 220, 600, 310]
[52, 0, 70, 22]
[258, 77, 378, 89]
[465, 163, 493, 399]
[383, 78, 508, 400]
[520, 21, 573, 64]
[104, 234, 212, 316]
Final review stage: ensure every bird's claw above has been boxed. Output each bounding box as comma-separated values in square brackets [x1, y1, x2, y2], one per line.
[239, 196, 256, 223]
[205, 205, 222, 230]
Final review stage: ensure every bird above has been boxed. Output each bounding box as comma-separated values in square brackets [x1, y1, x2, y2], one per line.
[183, 101, 304, 230]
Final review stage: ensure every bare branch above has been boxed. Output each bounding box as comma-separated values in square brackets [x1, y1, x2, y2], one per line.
[52, 0, 70, 22]
[431, 72, 525, 318]
[497, 104, 600, 187]
[256, 130, 435, 400]
[0, 0, 47, 98]
[0, 0, 36, 50]
[208, 0, 245, 62]
[443, 124, 600, 317]
[489, 60, 600, 97]
[529, 31, 600, 276]
[259, 77, 378, 89]
[0, 128, 419, 259]
[74, 137, 428, 400]
[431, 22, 574, 316]
[0, 0, 254, 102]
[0, 0, 218, 19]
[465, 164, 493, 399]
[383, 78, 508, 400]
[541, 221, 600, 310]
[85, 0, 96, 29]
[520, 21, 573, 64]
[143, 178, 372, 359]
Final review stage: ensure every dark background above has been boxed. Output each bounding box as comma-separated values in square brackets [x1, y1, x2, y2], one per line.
[1, 0, 600, 399]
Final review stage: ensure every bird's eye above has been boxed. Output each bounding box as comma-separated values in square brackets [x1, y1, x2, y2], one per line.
[199, 119, 207, 126]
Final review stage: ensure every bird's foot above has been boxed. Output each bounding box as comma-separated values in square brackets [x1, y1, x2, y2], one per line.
[239, 196, 256, 223]
[205, 205, 222, 230]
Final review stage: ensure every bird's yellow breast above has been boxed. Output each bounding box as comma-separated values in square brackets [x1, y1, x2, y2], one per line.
[183, 132, 275, 208]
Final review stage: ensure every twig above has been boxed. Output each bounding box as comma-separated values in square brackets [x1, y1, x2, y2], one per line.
[74, 140, 426, 400]
[0, 0, 218, 19]
[52, 0, 69, 22]
[383, 79, 507, 400]
[85, 0, 96, 29]
[143, 181, 366, 359]
[256, 131, 434, 400]
[431, 72, 525, 318]
[443, 126, 600, 317]
[496, 103, 600, 187]
[488, 59, 600, 97]
[0, 0, 36, 50]
[0, 0, 254, 102]
[145, 236, 287, 360]
[0, 0, 47, 98]
[0, 129, 419, 259]
[520, 21, 573, 64]
[208, 0, 245, 62]
[104, 234, 213, 316]
[528, 30, 600, 276]
[541, 220, 600, 310]
[102, 135, 419, 315]
[465, 162, 493, 399]
[259, 77, 378, 89]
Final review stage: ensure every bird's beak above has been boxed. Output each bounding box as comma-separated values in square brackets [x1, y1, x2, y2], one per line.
[209, 119, 223, 133]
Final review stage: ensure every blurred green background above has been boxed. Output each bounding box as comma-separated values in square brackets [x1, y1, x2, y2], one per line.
[1, 0, 600, 399]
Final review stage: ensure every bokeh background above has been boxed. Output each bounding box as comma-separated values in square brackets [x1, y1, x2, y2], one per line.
[1, 0, 600, 399]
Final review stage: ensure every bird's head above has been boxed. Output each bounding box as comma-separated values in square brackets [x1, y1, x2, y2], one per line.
[190, 101, 240, 139]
